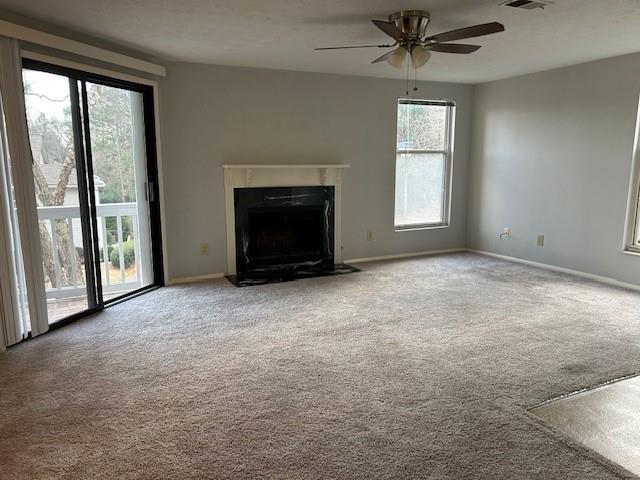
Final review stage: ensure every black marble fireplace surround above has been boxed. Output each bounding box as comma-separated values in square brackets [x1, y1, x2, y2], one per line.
[228, 186, 358, 286]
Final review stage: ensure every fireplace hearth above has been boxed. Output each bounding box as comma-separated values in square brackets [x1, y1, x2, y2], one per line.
[227, 186, 357, 286]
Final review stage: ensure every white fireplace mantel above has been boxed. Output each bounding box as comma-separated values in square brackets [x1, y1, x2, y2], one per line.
[223, 164, 349, 275]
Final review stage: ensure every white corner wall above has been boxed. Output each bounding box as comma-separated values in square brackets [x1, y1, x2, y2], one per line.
[468, 53, 640, 286]
[160, 64, 473, 279]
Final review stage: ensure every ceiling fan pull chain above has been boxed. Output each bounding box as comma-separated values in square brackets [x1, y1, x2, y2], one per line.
[405, 57, 410, 95]
[413, 66, 418, 92]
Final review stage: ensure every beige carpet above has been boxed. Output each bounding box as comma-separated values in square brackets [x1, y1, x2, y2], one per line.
[1, 252, 639, 479]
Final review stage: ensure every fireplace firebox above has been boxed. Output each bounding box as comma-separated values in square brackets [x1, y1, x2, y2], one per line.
[228, 186, 357, 286]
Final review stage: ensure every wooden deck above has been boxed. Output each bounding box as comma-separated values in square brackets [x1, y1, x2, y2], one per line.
[47, 290, 133, 324]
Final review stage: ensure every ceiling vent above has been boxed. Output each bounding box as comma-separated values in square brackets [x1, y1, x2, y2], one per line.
[500, 0, 553, 9]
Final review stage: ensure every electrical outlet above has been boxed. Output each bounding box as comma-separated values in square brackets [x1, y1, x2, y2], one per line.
[200, 243, 210, 256]
[366, 230, 374, 241]
[537, 234, 544, 247]
[500, 227, 512, 239]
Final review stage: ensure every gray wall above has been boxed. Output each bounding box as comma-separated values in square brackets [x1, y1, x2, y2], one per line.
[468, 53, 640, 285]
[160, 63, 473, 279]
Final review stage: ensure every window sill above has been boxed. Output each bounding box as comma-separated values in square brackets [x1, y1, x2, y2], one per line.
[622, 248, 640, 257]
[394, 223, 449, 232]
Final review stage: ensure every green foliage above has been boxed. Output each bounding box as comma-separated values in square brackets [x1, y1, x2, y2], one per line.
[397, 103, 447, 150]
[109, 239, 136, 269]
[104, 216, 133, 243]
[87, 84, 137, 204]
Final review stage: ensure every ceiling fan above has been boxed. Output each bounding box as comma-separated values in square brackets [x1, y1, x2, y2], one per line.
[315, 11, 505, 70]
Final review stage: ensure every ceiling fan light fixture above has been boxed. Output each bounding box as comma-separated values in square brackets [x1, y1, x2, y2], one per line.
[410, 45, 431, 69]
[387, 46, 407, 69]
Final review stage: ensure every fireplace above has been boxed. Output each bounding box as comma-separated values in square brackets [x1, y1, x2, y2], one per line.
[223, 164, 357, 286]
[235, 186, 335, 276]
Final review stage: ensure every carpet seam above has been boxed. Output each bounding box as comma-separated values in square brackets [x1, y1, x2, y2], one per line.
[527, 371, 640, 410]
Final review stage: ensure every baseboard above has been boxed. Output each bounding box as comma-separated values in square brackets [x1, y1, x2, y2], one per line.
[469, 249, 640, 293]
[167, 249, 466, 284]
[167, 272, 225, 285]
[346, 248, 467, 265]
[167, 248, 640, 292]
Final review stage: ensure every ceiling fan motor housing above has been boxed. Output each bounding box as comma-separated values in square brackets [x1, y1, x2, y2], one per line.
[388, 10, 430, 41]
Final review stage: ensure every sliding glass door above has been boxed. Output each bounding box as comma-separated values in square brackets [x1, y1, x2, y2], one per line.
[22, 60, 163, 325]
[84, 81, 155, 301]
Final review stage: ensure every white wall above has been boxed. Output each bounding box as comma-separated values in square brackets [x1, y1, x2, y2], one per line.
[160, 63, 473, 279]
[468, 53, 640, 285]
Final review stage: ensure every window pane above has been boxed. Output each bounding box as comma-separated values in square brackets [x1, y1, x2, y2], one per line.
[23, 69, 89, 323]
[394, 153, 445, 226]
[85, 82, 154, 300]
[397, 103, 447, 150]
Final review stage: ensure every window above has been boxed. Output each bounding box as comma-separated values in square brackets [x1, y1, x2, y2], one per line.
[626, 174, 640, 253]
[394, 99, 455, 230]
[624, 100, 640, 253]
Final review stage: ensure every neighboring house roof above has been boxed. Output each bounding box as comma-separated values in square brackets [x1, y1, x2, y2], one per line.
[30, 133, 105, 189]
[39, 162, 106, 189]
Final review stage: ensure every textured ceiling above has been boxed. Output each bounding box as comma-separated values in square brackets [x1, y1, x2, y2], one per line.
[1, 0, 640, 83]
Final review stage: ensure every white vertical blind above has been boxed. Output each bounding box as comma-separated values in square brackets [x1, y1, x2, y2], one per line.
[0, 36, 48, 337]
[0, 100, 25, 348]
[0, 296, 5, 350]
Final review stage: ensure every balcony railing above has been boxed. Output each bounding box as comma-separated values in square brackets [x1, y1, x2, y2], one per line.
[37, 202, 143, 300]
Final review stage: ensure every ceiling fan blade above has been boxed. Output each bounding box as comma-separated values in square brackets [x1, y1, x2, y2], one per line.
[371, 19, 407, 42]
[427, 43, 481, 54]
[425, 22, 504, 43]
[371, 50, 396, 64]
[314, 44, 393, 50]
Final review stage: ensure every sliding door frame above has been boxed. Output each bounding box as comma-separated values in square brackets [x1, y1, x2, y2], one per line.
[69, 77, 99, 308]
[21, 50, 169, 282]
[22, 57, 165, 327]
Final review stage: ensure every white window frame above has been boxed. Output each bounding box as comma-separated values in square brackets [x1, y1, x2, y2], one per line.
[394, 98, 455, 231]
[623, 95, 640, 254]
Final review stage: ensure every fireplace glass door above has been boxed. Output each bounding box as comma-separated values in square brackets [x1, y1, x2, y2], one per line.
[248, 206, 325, 266]
[234, 186, 335, 277]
